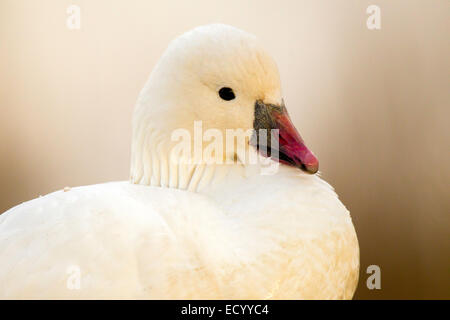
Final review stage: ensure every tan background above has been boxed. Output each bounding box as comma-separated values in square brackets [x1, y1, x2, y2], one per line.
[0, 0, 449, 299]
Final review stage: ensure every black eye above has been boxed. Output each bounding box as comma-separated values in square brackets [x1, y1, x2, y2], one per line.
[218, 87, 235, 101]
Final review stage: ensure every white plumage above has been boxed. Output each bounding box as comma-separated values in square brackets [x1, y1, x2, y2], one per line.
[0, 24, 359, 299]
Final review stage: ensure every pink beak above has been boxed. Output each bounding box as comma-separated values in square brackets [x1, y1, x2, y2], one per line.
[272, 108, 319, 174]
[252, 101, 319, 174]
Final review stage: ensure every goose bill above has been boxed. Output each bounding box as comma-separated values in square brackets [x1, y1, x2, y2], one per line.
[252, 100, 319, 174]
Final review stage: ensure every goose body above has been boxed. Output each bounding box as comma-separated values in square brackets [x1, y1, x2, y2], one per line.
[0, 24, 359, 299]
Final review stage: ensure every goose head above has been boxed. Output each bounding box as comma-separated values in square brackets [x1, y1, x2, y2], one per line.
[131, 24, 318, 188]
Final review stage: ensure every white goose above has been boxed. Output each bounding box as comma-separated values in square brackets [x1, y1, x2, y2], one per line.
[0, 24, 359, 299]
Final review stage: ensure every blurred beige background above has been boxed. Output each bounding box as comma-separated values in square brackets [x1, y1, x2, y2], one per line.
[0, 0, 449, 299]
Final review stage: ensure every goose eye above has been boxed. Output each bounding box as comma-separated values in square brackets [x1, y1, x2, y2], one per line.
[218, 87, 235, 101]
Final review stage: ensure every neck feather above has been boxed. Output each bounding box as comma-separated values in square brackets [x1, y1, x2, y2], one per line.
[130, 127, 271, 192]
